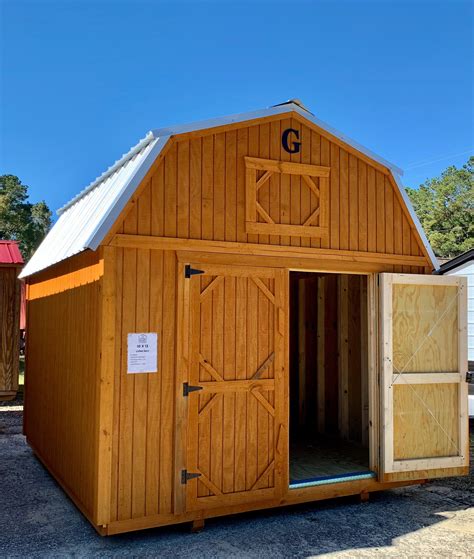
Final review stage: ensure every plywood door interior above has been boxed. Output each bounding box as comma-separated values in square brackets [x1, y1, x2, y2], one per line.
[289, 272, 370, 483]
[380, 273, 468, 479]
[186, 265, 287, 510]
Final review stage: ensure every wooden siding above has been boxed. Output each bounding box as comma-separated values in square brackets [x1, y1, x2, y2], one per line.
[186, 265, 287, 510]
[25, 250, 103, 520]
[116, 115, 428, 270]
[0, 267, 21, 399]
[23, 112, 450, 536]
[110, 201, 177, 522]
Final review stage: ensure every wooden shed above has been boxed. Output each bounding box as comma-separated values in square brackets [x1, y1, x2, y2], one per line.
[0, 240, 23, 401]
[20, 101, 469, 535]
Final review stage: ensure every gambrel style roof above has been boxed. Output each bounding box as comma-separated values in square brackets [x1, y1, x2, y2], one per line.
[20, 101, 438, 278]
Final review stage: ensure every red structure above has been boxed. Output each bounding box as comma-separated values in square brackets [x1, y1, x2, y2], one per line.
[0, 240, 24, 400]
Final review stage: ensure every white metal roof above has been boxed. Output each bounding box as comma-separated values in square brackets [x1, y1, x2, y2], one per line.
[19, 101, 438, 278]
[19, 134, 166, 278]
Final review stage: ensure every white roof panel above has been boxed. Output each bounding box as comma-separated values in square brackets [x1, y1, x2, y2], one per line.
[20, 102, 437, 278]
[19, 134, 164, 278]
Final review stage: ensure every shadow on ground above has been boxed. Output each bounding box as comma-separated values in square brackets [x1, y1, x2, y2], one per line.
[0, 396, 473, 558]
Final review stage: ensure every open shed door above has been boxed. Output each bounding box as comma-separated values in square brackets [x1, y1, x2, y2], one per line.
[379, 273, 469, 481]
[184, 264, 288, 510]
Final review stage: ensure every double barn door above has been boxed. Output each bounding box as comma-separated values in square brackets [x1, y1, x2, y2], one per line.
[182, 264, 288, 510]
[179, 266, 469, 512]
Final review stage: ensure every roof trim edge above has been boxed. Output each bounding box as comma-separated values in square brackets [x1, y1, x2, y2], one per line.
[58, 132, 156, 215]
[151, 103, 403, 176]
[86, 135, 170, 251]
[391, 172, 439, 271]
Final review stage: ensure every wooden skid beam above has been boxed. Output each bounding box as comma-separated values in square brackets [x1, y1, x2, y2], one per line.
[103, 478, 423, 535]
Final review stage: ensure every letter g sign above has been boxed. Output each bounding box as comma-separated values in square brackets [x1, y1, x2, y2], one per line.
[282, 128, 301, 154]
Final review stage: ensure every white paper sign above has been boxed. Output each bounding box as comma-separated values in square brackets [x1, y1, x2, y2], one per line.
[127, 333, 158, 373]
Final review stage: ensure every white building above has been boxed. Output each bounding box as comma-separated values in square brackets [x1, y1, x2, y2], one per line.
[439, 249, 474, 416]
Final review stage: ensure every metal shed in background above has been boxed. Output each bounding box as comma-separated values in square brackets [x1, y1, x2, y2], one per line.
[0, 240, 23, 401]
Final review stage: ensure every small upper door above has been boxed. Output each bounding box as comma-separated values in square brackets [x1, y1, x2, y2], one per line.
[379, 273, 469, 480]
[184, 264, 288, 510]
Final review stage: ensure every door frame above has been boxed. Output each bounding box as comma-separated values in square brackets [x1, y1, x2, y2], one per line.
[287, 269, 380, 482]
[175, 254, 381, 513]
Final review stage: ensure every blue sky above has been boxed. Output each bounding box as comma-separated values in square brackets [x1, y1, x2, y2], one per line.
[1, 0, 472, 214]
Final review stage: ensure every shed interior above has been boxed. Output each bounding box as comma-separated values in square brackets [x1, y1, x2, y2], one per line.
[289, 272, 370, 485]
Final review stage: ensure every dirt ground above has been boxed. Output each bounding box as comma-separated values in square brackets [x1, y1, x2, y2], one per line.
[0, 395, 473, 558]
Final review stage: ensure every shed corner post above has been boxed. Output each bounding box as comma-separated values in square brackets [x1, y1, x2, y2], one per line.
[95, 245, 117, 526]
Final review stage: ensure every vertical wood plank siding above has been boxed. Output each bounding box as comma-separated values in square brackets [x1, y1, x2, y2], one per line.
[0, 268, 21, 398]
[102, 117, 428, 522]
[25, 251, 103, 520]
[130, 118, 425, 259]
[24, 113, 435, 535]
[110, 244, 177, 522]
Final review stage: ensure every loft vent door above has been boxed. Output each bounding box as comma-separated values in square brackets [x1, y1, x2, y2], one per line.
[185, 264, 288, 510]
[379, 273, 469, 481]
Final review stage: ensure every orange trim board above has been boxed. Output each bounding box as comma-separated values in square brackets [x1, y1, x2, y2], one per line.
[27, 261, 103, 300]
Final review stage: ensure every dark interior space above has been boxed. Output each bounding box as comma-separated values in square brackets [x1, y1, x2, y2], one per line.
[289, 271, 370, 485]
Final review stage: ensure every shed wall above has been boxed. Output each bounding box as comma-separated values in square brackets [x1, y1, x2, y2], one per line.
[117, 116, 428, 272]
[446, 261, 474, 362]
[24, 250, 103, 520]
[110, 241, 177, 522]
[0, 267, 21, 398]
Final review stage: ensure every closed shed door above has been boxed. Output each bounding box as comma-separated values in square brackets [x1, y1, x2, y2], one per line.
[379, 273, 469, 480]
[185, 264, 288, 510]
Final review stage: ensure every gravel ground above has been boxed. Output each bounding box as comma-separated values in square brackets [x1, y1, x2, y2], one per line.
[1, 395, 473, 558]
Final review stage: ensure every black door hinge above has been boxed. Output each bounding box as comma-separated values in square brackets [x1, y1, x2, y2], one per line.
[183, 382, 203, 397]
[185, 265, 205, 279]
[466, 371, 473, 384]
[181, 469, 201, 484]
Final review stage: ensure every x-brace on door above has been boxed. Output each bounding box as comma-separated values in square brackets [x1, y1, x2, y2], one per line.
[379, 273, 469, 480]
[184, 264, 288, 510]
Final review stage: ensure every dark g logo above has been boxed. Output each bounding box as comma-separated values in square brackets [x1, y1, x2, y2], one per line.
[282, 128, 301, 154]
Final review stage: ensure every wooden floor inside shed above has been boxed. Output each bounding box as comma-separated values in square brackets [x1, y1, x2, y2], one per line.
[290, 437, 370, 482]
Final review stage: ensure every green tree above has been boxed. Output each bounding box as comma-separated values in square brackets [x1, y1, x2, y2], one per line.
[0, 175, 52, 259]
[406, 157, 474, 258]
